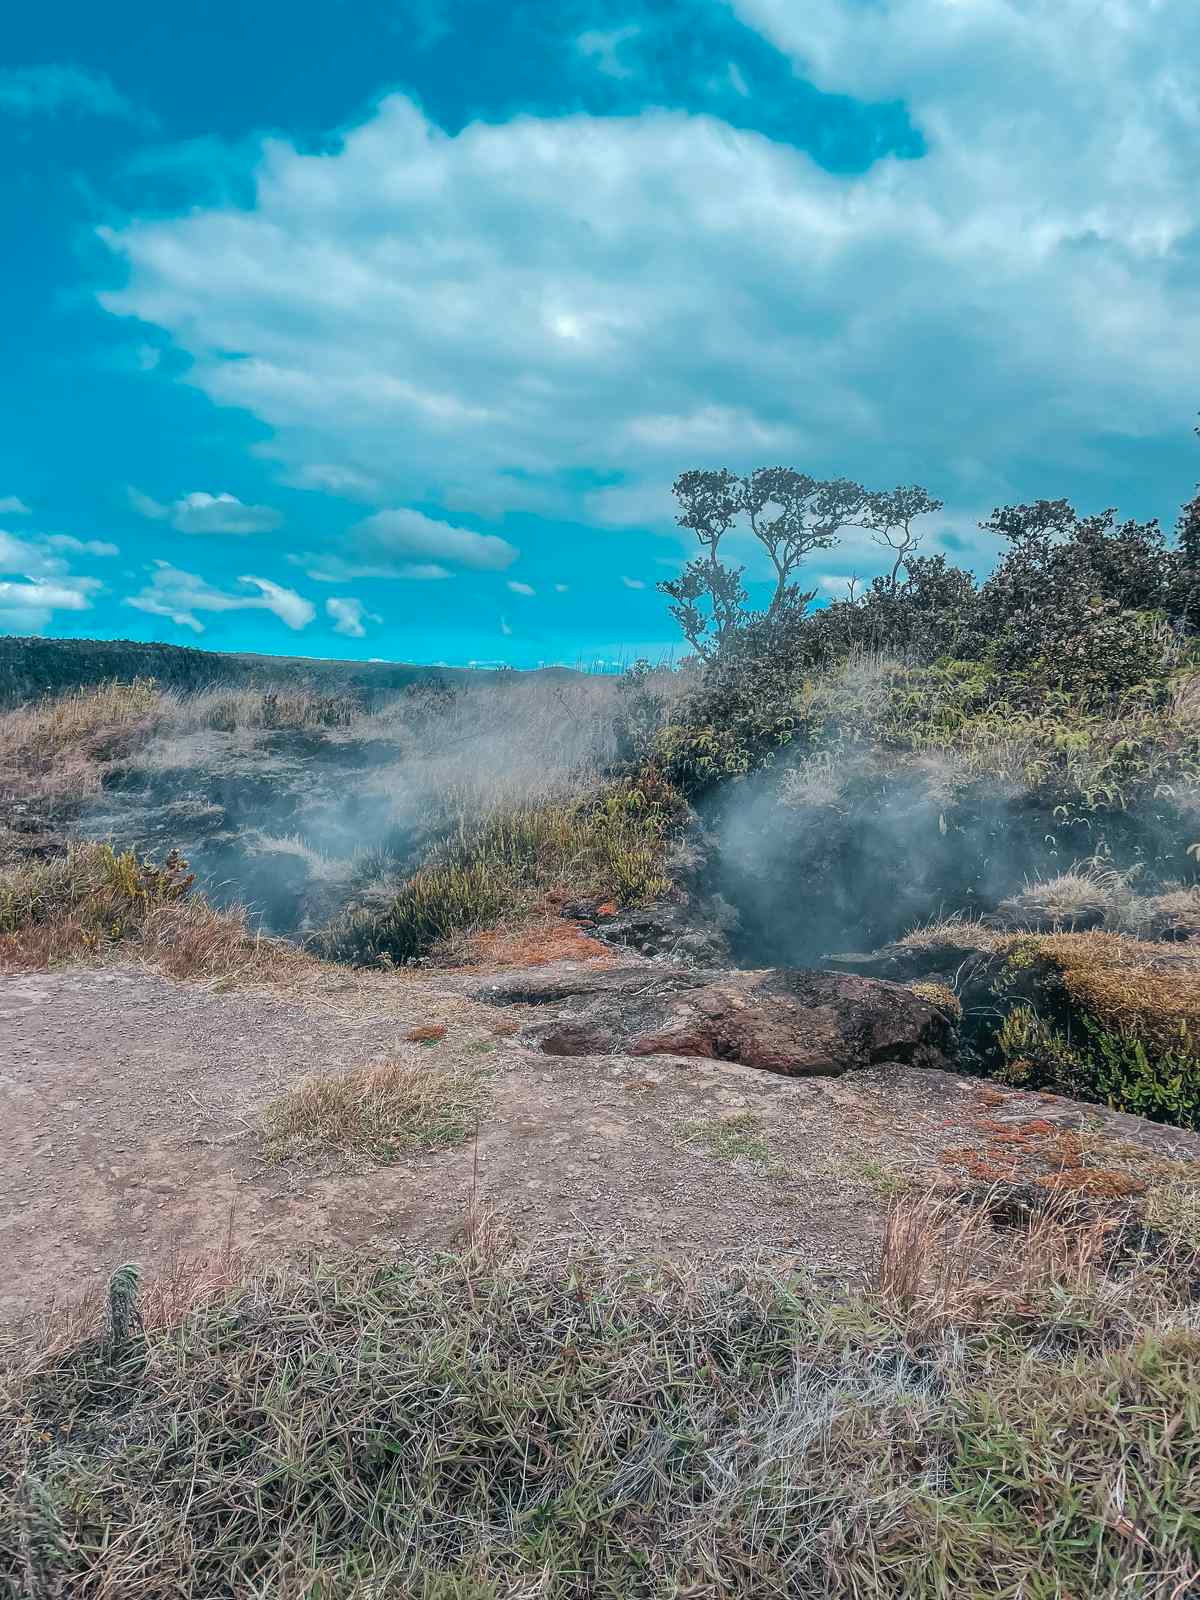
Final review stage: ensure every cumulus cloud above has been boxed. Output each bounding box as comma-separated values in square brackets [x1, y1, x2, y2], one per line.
[353, 507, 518, 571]
[0, 496, 30, 515]
[129, 487, 283, 535]
[0, 528, 116, 585]
[325, 595, 383, 637]
[44, 534, 120, 557]
[99, 7, 1200, 536]
[0, 63, 148, 123]
[0, 578, 100, 634]
[0, 529, 105, 631]
[123, 563, 315, 634]
[0, 531, 66, 580]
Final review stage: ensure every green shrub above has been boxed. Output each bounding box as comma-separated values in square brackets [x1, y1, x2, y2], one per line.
[993, 1002, 1200, 1128]
[1080, 1017, 1200, 1129]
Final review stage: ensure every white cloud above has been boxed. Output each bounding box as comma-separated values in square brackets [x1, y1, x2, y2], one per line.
[506, 579, 535, 596]
[129, 487, 283, 535]
[0, 577, 101, 634]
[0, 531, 66, 579]
[289, 551, 451, 583]
[575, 25, 642, 79]
[0, 64, 148, 123]
[123, 563, 315, 634]
[554, 582, 569, 592]
[291, 462, 380, 498]
[44, 534, 120, 557]
[354, 507, 517, 571]
[499, 616, 513, 636]
[621, 576, 646, 589]
[325, 595, 382, 637]
[99, 12, 1200, 531]
[0, 529, 117, 583]
[0, 496, 30, 515]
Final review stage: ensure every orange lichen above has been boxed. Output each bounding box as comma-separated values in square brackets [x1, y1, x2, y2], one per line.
[1034, 1168, 1148, 1198]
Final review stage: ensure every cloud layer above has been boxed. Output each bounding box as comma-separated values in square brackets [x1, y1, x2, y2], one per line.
[98, 2, 1200, 553]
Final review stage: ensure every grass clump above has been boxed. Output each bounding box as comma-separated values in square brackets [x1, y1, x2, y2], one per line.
[0, 842, 192, 957]
[2, 1199, 1198, 1599]
[679, 1111, 774, 1166]
[314, 780, 679, 967]
[0, 839, 308, 984]
[262, 1058, 487, 1163]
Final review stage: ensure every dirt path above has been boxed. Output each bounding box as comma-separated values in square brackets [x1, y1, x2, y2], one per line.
[5, 962, 1199, 1320]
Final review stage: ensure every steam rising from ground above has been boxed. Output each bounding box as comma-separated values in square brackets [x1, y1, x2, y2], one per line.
[79, 673, 682, 934]
[706, 748, 1199, 966]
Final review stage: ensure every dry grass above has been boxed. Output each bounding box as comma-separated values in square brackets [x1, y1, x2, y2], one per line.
[998, 863, 1133, 929]
[1034, 930, 1200, 1046]
[896, 912, 1009, 953]
[2, 1200, 1197, 1599]
[444, 910, 615, 968]
[261, 1057, 488, 1163]
[875, 1188, 1114, 1334]
[0, 840, 314, 985]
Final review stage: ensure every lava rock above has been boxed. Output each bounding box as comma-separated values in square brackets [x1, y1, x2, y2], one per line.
[482, 962, 958, 1078]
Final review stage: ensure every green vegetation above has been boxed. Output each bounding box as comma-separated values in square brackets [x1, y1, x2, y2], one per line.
[4, 1206, 1197, 1599]
[314, 780, 681, 967]
[0, 841, 192, 953]
[678, 1110, 774, 1165]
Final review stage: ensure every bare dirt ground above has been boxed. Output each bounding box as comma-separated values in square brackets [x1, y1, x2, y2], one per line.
[5, 958, 1200, 1320]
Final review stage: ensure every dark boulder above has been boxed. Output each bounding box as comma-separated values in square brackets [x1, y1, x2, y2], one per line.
[477, 962, 958, 1078]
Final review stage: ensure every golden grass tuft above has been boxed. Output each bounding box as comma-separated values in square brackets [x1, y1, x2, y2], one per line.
[0, 840, 313, 985]
[262, 1058, 487, 1163]
[875, 1188, 1113, 1333]
[907, 978, 963, 1019]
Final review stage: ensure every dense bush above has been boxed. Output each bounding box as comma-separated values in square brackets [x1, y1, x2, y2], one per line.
[657, 433, 1200, 800]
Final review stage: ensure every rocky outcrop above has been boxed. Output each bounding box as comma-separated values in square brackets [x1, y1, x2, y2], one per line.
[475, 962, 958, 1078]
[559, 894, 736, 966]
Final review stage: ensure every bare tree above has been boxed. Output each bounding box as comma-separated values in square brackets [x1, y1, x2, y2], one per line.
[862, 485, 945, 594]
[658, 467, 942, 656]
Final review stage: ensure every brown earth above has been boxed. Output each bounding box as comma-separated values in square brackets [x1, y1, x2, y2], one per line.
[4, 957, 1200, 1322]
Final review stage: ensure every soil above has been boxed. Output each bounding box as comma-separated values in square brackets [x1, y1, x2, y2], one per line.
[4, 957, 1200, 1322]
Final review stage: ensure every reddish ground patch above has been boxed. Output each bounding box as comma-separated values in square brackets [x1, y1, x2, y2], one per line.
[465, 917, 613, 968]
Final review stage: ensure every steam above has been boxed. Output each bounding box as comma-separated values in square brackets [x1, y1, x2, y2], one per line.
[79, 674, 677, 935]
[704, 748, 1198, 966]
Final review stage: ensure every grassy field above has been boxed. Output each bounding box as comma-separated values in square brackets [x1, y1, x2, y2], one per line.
[2, 1192, 1197, 1599]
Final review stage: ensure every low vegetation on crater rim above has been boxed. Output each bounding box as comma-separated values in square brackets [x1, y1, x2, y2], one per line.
[6, 442, 1200, 1125]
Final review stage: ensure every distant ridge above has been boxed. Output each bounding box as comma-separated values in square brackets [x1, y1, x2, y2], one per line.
[0, 635, 583, 706]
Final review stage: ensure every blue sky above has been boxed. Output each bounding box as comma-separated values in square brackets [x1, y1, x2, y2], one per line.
[2, 0, 1198, 666]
